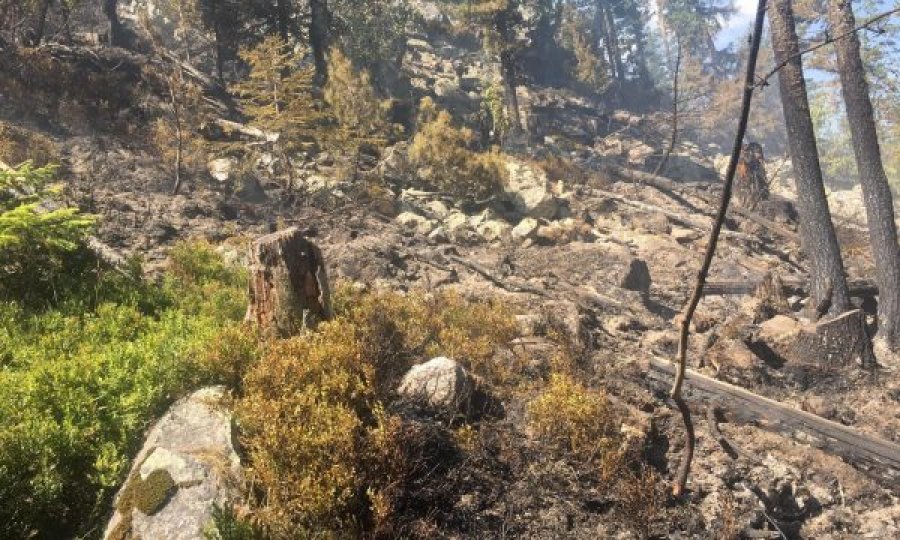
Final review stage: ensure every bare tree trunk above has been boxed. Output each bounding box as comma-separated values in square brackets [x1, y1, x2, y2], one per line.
[24, 0, 52, 47]
[245, 227, 333, 336]
[670, 0, 769, 497]
[602, 4, 625, 83]
[276, 0, 291, 41]
[102, 0, 124, 48]
[168, 68, 185, 196]
[655, 40, 681, 176]
[500, 50, 522, 135]
[827, 0, 900, 353]
[769, 0, 851, 316]
[309, 0, 330, 84]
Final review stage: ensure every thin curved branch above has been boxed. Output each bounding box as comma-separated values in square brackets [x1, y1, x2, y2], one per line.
[670, 0, 769, 497]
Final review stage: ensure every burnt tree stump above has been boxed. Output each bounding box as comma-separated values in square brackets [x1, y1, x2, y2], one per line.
[245, 227, 332, 336]
[758, 309, 876, 369]
[791, 309, 876, 369]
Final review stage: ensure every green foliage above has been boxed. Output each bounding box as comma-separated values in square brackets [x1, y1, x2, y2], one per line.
[559, 4, 610, 88]
[331, 0, 412, 82]
[0, 162, 97, 307]
[238, 286, 517, 538]
[527, 373, 618, 457]
[324, 48, 392, 148]
[0, 240, 249, 539]
[231, 36, 329, 151]
[409, 98, 509, 201]
[204, 504, 268, 540]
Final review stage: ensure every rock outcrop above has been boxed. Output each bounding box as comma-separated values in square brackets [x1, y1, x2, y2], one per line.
[104, 387, 243, 540]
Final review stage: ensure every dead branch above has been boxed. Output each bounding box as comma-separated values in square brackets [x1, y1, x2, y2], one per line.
[654, 40, 681, 177]
[589, 188, 758, 243]
[448, 255, 550, 297]
[213, 118, 280, 143]
[670, 0, 769, 497]
[609, 165, 801, 244]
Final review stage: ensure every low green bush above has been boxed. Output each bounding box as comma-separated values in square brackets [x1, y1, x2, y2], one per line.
[0, 240, 250, 540]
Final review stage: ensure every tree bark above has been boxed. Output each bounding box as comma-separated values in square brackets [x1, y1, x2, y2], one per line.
[23, 0, 52, 47]
[276, 0, 291, 41]
[245, 227, 333, 336]
[827, 0, 900, 352]
[309, 0, 330, 84]
[602, 3, 625, 83]
[769, 0, 851, 316]
[500, 49, 522, 134]
[102, 0, 124, 48]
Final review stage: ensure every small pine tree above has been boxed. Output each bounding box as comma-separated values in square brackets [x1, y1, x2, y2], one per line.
[231, 36, 329, 152]
[409, 97, 507, 201]
[0, 162, 95, 304]
[324, 48, 391, 149]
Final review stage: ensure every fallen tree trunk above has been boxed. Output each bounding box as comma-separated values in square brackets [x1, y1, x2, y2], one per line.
[608, 165, 802, 243]
[245, 227, 332, 336]
[703, 278, 878, 298]
[589, 188, 758, 243]
[646, 356, 900, 489]
[213, 118, 280, 143]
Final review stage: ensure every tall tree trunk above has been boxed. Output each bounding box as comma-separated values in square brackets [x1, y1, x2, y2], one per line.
[500, 49, 522, 134]
[309, 0, 329, 84]
[769, 0, 851, 316]
[276, 0, 290, 41]
[594, 1, 617, 81]
[827, 0, 900, 352]
[102, 0, 124, 47]
[24, 0, 52, 47]
[603, 4, 625, 83]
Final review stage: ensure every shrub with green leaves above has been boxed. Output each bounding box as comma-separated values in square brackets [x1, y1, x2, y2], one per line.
[0, 162, 96, 306]
[0, 239, 250, 540]
[409, 98, 508, 201]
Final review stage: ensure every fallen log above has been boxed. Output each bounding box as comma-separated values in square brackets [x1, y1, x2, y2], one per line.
[213, 118, 280, 143]
[646, 356, 900, 489]
[589, 188, 758, 243]
[245, 227, 332, 336]
[703, 278, 878, 298]
[607, 165, 801, 243]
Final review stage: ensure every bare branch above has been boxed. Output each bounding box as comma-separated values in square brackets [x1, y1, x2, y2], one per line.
[756, 5, 900, 88]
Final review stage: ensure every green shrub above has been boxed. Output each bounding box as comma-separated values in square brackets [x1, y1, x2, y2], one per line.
[409, 97, 508, 201]
[0, 163, 96, 307]
[0, 240, 249, 539]
[528, 373, 619, 459]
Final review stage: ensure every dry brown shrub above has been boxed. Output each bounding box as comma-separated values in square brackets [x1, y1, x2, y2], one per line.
[0, 122, 58, 167]
[617, 465, 663, 540]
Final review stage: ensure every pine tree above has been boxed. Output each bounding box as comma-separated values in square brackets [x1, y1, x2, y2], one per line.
[0, 162, 95, 302]
[231, 36, 328, 149]
[769, 0, 851, 316]
[827, 0, 900, 354]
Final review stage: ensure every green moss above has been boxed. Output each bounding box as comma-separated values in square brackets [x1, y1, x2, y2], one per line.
[117, 469, 177, 517]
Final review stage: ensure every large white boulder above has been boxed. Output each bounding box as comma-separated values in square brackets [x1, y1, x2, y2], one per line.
[502, 159, 565, 220]
[398, 357, 475, 412]
[103, 387, 243, 540]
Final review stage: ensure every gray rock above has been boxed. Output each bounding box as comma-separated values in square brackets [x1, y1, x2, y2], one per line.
[502, 159, 563, 220]
[103, 387, 243, 540]
[398, 357, 475, 412]
[396, 211, 436, 236]
[207, 158, 234, 182]
[511, 218, 540, 242]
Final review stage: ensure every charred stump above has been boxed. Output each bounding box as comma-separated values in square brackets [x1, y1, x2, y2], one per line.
[757, 309, 876, 369]
[245, 227, 332, 336]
